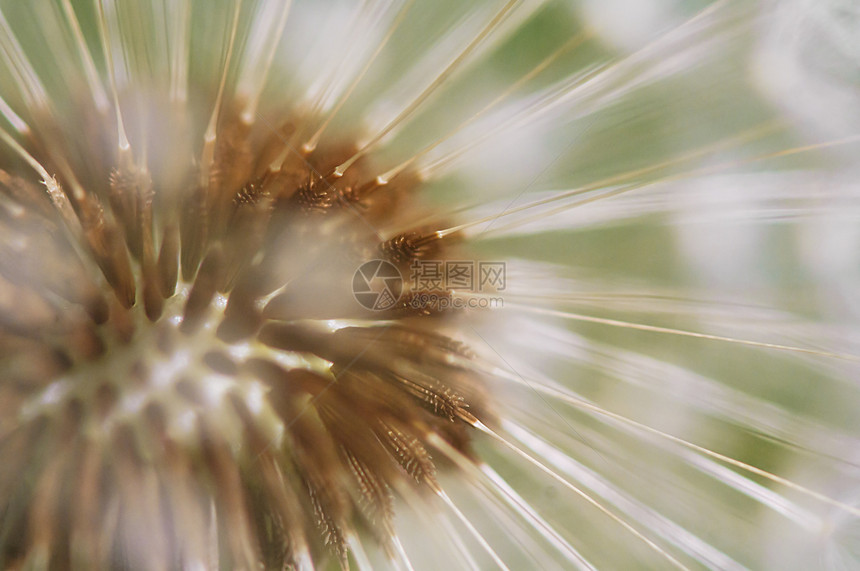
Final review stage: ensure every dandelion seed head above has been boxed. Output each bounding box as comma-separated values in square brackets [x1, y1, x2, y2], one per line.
[0, 0, 504, 566]
[1, 0, 860, 569]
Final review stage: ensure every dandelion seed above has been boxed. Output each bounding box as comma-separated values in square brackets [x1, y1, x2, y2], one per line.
[0, 0, 859, 570]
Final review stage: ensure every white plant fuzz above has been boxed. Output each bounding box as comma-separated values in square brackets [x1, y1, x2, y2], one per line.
[0, 0, 858, 569]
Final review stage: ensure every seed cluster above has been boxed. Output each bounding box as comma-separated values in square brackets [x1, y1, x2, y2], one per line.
[0, 101, 490, 569]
